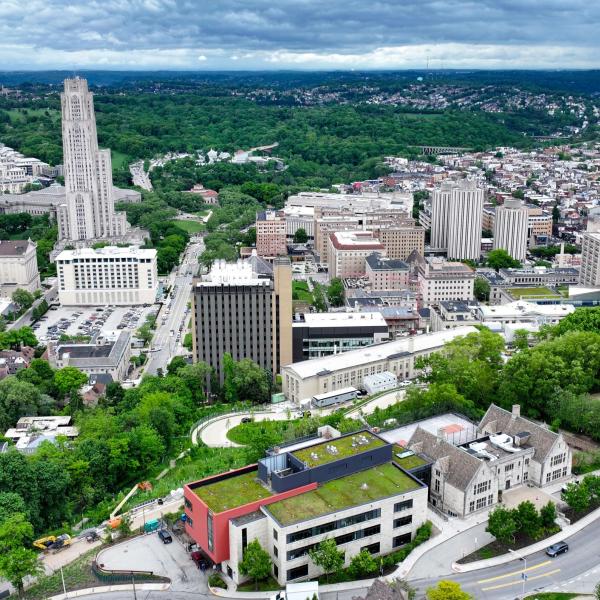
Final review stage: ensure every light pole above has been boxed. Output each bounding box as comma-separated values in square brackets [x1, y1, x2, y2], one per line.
[60, 565, 66, 596]
[508, 548, 527, 598]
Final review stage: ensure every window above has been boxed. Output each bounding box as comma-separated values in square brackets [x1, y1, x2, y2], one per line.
[186, 517, 193, 527]
[286, 509, 380, 544]
[469, 501, 475, 513]
[505, 463, 514, 473]
[287, 564, 308, 581]
[394, 500, 413, 512]
[361, 542, 380, 555]
[273, 529, 278, 541]
[242, 528, 247, 552]
[394, 515, 412, 528]
[393, 533, 411, 548]
[551, 453, 566, 467]
[473, 481, 490, 495]
[184, 498, 193, 510]
[434, 479, 440, 493]
[274, 565, 279, 578]
[273, 545, 278, 558]
[207, 514, 214, 552]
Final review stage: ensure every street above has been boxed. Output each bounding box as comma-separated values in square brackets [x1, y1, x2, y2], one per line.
[145, 239, 203, 376]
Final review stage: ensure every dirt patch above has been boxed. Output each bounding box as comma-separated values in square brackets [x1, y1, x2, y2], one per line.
[560, 430, 600, 453]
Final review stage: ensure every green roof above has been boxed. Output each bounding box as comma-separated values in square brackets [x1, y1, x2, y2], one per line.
[194, 471, 273, 513]
[508, 287, 560, 298]
[292, 432, 386, 467]
[266, 463, 419, 526]
[393, 445, 428, 470]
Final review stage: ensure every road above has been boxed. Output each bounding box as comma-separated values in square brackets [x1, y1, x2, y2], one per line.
[409, 516, 600, 600]
[145, 240, 203, 375]
[129, 160, 153, 190]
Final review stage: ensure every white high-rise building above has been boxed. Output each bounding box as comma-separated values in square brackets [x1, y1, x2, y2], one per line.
[430, 180, 453, 249]
[58, 78, 129, 242]
[579, 207, 600, 287]
[493, 199, 529, 261]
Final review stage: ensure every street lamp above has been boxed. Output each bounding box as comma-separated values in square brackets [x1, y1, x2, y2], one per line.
[508, 548, 527, 598]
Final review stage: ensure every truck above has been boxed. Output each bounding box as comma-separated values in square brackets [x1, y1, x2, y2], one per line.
[271, 582, 319, 600]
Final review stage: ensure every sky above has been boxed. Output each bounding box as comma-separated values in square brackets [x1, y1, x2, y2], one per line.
[1, 0, 599, 71]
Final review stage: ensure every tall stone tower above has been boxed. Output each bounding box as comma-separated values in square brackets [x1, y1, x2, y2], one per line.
[58, 77, 129, 241]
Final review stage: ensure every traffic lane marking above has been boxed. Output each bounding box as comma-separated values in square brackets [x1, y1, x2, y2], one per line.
[477, 560, 552, 583]
[482, 568, 561, 591]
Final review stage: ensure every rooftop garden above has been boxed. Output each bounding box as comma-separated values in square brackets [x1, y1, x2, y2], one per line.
[508, 286, 561, 298]
[292, 431, 386, 467]
[266, 462, 419, 525]
[194, 471, 272, 513]
[393, 445, 428, 470]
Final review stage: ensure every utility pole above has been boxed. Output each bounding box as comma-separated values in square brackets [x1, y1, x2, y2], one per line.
[132, 573, 137, 600]
[60, 565, 66, 596]
[509, 548, 527, 598]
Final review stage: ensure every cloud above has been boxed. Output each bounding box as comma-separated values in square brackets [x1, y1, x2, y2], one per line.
[0, 0, 598, 69]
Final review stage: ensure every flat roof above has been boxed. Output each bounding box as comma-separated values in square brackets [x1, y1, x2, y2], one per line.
[330, 231, 385, 251]
[479, 301, 574, 318]
[292, 431, 386, 467]
[381, 413, 477, 447]
[193, 471, 273, 513]
[265, 462, 419, 526]
[56, 246, 156, 260]
[393, 445, 429, 470]
[283, 326, 478, 379]
[294, 312, 388, 328]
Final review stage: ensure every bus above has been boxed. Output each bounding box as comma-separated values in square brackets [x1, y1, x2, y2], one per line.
[311, 387, 358, 408]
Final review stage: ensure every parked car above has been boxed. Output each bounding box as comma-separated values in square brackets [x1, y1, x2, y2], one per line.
[546, 541, 568, 557]
[158, 530, 173, 544]
[241, 417, 253, 424]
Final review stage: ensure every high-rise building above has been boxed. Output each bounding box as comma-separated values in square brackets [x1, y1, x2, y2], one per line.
[493, 199, 528, 261]
[579, 208, 600, 287]
[255, 210, 287, 258]
[328, 231, 385, 279]
[58, 78, 129, 242]
[191, 255, 292, 383]
[431, 180, 484, 261]
[55, 246, 158, 305]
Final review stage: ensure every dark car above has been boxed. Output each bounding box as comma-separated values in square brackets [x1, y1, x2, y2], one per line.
[241, 417, 253, 424]
[191, 551, 208, 570]
[158, 529, 173, 544]
[546, 541, 568, 557]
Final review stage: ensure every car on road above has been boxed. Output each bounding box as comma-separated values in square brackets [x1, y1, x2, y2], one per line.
[546, 541, 568, 557]
[157, 529, 172, 544]
[241, 417, 253, 424]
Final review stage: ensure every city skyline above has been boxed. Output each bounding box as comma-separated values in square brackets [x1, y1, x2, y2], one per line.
[0, 1, 599, 70]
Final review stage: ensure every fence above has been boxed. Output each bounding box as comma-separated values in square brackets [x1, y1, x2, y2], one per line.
[92, 562, 170, 585]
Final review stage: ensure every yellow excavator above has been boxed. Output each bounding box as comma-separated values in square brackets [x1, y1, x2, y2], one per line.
[33, 533, 72, 552]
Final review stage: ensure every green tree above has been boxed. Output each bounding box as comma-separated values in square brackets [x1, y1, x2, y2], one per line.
[486, 249, 521, 271]
[223, 356, 270, 404]
[561, 481, 590, 513]
[293, 228, 308, 244]
[54, 366, 88, 402]
[0, 546, 41, 597]
[514, 501, 541, 539]
[512, 329, 530, 351]
[327, 278, 344, 307]
[551, 307, 600, 338]
[167, 355, 187, 376]
[238, 540, 272, 591]
[486, 506, 517, 544]
[474, 277, 490, 301]
[11, 289, 34, 311]
[136, 323, 154, 346]
[0, 492, 27, 524]
[540, 501, 557, 529]
[426, 580, 473, 600]
[309, 538, 344, 583]
[348, 549, 378, 579]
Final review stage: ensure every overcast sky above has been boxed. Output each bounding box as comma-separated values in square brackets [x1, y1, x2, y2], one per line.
[1, 0, 598, 70]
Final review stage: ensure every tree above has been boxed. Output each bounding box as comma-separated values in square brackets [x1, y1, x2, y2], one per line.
[348, 549, 378, 579]
[222, 355, 270, 404]
[561, 481, 590, 513]
[136, 323, 154, 346]
[54, 366, 88, 402]
[540, 501, 557, 529]
[486, 249, 521, 271]
[327, 278, 344, 307]
[595, 581, 600, 600]
[167, 355, 187, 376]
[309, 538, 344, 583]
[238, 540, 272, 590]
[0, 492, 27, 524]
[426, 580, 473, 600]
[0, 546, 42, 597]
[486, 506, 517, 544]
[514, 501, 541, 539]
[293, 228, 308, 244]
[474, 277, 490, 301]
[11, 289, 34, 311]
[512, 329, 530, 351]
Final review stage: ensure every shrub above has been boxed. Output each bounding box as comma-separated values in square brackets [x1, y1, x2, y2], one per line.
[208, 573, 227, 589]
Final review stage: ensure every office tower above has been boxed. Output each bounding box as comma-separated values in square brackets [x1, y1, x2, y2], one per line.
[493, 199, 529, 261]
[255, 210, 287, 258]
[55, 246, 158, 305]
[58, 77, 129, 241]
[579, 207, 600, 287]
[430, 180, 453, 249]
[192, 255, 292, 383]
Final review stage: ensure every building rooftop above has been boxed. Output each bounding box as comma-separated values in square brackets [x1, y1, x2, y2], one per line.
[265, 462, 419, 525]
[293, 311, 388, 329]
[56, 246, 156, 261]
[365, 253, 409, 271]
[479, 301, 574, 319]
[284, 326, 478, 379]
[392, 445, 429, 470]
[329, 231, 385, 251]
[0, 239, 35, 257]
[193, 470, 273, 513]
[292, 431, 386, 467]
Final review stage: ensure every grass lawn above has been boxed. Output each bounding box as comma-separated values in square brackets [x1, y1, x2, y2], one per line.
[194, 470, 273, 513]
[292, 280, 314, 304]
[508, 287, 561, 298]
[393, 445, 428, 470]
[293, 431, 385, 467]
[266, 463, 419, 525]
[237, 576, 282, 592]
[7, 108, 59, 122]
[111, 150, 130, 170]
[24, 547, 99, 599]
[172, 219, 205, 233]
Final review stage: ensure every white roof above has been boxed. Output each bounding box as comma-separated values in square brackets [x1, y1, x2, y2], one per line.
[363, 371, 397, 385]
[479, 301, 575, 319]
[294, 312, 387, 328]
[284, 326, 478, 379]
[56, 246, 156, 260]
[285, 582, 319, 600]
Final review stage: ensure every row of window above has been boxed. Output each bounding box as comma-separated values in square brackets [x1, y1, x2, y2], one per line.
[469, 494, 494, 513]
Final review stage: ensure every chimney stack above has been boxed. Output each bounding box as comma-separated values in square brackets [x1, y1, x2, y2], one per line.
[512, 404, 521, 418]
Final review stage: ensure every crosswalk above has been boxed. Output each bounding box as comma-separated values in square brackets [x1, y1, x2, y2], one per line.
[477, 560, 561, 592]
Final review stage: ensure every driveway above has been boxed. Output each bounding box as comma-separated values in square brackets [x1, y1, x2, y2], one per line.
[96, 533, 208, 593]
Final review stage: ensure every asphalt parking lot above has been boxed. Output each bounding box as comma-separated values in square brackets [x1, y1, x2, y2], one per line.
[33, 304, 158, 344]
[96, 532, 208, 592]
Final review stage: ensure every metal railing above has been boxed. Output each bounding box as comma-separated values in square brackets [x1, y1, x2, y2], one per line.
[92, 561, 170, 584]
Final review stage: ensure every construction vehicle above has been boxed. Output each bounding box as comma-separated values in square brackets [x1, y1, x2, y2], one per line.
[33, 533, 72, 553]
